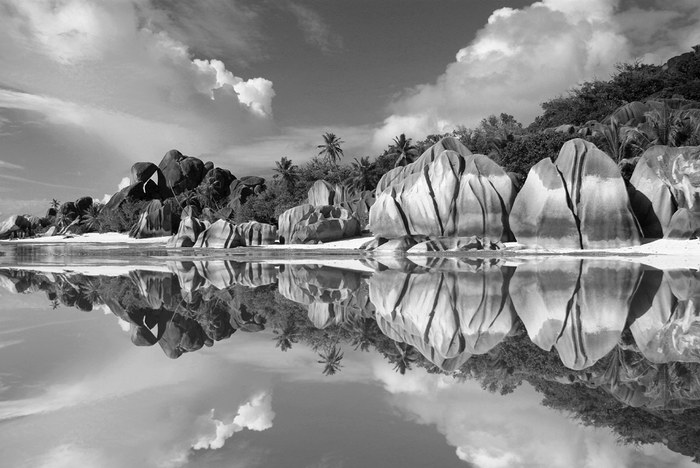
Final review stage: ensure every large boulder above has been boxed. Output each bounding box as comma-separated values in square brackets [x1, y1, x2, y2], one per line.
[106, 162, 172, 210]
[199, 167, 235, 201]
[158, 149, 205, 195]
[307, 180, 350, 206]
[510, 139, 641, 249]
[370, 138, 516, 242]
[59, 201, 79, 223]
[74, 196, 93, 215]
[193, 219, 243, 248]
[166, 206, 205, 247]
[376, 136, 472, 193]
[0, 215, 31, 239]
[129, 199, 174, 238]
[285, 205, 361, 244]
[227, 176, 266, 210]
[278, 204, 315, 244]
[237, 221, 277, 246]
[630, 145, 700, 238]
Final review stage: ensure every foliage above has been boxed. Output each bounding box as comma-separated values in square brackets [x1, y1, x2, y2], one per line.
[497, 132, 578, 174]
[96, 199, 150, 233]
[273, 157, 300, 192]
[386, 133, 419, 167]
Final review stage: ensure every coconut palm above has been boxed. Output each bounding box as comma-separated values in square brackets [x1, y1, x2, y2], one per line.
[388, 342, 420, 375]
[388, 134, 419, 167]
[350, 157, 374, 192]
[273, 322, 299, 352]
[81, 203, 103, 232]
[50, 199, 61, 210]
[317, 344, 344, 376]
[344, 317, 375, 352]
[317, 132, 344, 164]
[589, 120, 642, 162]
[273, 157, 299, 191]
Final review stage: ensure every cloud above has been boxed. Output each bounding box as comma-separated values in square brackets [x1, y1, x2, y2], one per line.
[0, 159, 23, 170]
[374, 0, 700, 143]
[192, 392, 275, 450]
[0, 0, 276, 162]
[287, 3, 342, 54]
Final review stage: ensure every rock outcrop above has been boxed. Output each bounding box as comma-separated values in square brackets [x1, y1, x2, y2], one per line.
[510, 259, 640, 370]
[237, 221, 277, 246]
[630, 145, 700, 238]
[227, 176, 266, 210]
[0, 215, 31, 239]
[167, 206, 205, 247]
[129, 199, 174, 238]
[510, 139, 641, 249]
[279, 205, 360, 244]
[158, 150, 205, 195]
[106, 162, 172, 210]
[307, 180, 351, 206]
[370, 138, 516, 242]
[193, 219, 243, 248]
[200, 167, 235, 201]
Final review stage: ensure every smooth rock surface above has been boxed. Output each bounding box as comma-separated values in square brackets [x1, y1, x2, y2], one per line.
[158, 150, 205, 195]
[511, 139, 641, 249]
[129, 199, 174, 239]
[193, 219, 243, 248]
[370, 139, 516, 242]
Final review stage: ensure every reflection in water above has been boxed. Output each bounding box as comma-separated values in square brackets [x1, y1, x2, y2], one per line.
[1, 258, 700, 462]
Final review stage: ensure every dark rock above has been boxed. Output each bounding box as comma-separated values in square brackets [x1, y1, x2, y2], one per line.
[45, 207, 57, 218]
[75, 196, 93, 215]
[204, 161, 214, 174]
[158, 149, 205, 195]
[59, 201, 78, 222]
[239, 175, 265, 187]
[0, 215, 31, 239]
[200, 167, 235, 201]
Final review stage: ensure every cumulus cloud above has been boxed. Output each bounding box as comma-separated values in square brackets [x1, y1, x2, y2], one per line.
[192, 392, 275, 451]
[374, 0, 700, 144]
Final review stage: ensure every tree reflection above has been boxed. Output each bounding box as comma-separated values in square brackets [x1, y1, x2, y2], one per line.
[317, 345, 344, 376]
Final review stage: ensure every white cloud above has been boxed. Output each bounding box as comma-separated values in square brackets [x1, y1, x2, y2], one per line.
[0, 0, 276, 163]
[117, 177, 131, 191]
[375, 0, 700, 140]
[192, 392, 275, 450]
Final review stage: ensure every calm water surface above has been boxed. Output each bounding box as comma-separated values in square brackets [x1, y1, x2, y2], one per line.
[0, 243, 699, 468]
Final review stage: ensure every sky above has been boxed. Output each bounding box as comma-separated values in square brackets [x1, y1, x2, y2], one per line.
[1, 0, 700, 217]
[0, 276, 695, 468]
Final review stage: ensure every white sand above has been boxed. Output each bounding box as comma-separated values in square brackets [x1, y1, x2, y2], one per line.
[5, 232, 172, 244]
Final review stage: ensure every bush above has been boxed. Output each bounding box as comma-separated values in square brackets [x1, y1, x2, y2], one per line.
[97, 199, 150, 232]
[498, 132, 579, 175]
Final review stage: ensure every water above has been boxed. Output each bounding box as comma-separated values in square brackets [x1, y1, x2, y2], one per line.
[0, 243, 699, 467]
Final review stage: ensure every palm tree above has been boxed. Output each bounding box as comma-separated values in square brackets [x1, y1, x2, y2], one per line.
[50, 199, 61, 210]
[81, 203, 103, 232]
[317, 132, 344, 164]
[273, 157, 299, 192]
[350, 157, 374, 192]
[317, 344, 344, 376]
[589, 120, 641, 162]
[388, 342, 419, 375]
[387, 134, 418, 167]
[344, 317, 375, 352]
[273, 322, 299, 352]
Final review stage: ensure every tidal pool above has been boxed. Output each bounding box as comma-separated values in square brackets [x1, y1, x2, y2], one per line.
[0, 243, 698, 467]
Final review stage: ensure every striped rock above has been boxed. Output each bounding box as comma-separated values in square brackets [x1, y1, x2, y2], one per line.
[511, 138, 641, 249]
[167, 206, 205, 247]
[370, 141, 516, 242]
[193, 219, 243, 248]
[630, 145, 700, 239]
[510, 259, 640, 370]
[0, 215, 31, 240]
[278, 204, 315, 244]
[129, 200, 174, 239]
[370, 261, 516, 371]
[307, 180, 350, 206]
[237, 221, 277, 246]
[375, 136, 472, 194]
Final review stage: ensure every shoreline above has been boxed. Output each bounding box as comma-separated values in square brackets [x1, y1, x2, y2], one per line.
[1, 232, 699, 271]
